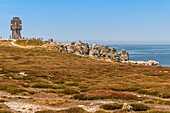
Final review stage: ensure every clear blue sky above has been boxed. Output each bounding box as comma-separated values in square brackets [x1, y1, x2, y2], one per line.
[0, 0, 170, 44]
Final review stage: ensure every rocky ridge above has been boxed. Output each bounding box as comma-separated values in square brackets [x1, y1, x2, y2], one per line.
[50, 40, 159, 66]
[55, 41, 129, 61]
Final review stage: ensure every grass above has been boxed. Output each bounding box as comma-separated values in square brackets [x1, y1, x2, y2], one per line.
[0, 110, 13, 113]
[62, 88, 79, 95]
[0, 40, 170, 112]
[0, 99, 6, 103]
[72, 90, 139, 100]
[130, 103, 150, 111]
[0, 104, 13, 113]
[0, 84, 27, 95]
[35, 107, 88, 113]
[14, 39, 46, 46]
[100, 103, 123, 110]
[32, 82, 54, 89]
[94, 111, 109, 113]
[148, 111, 170, 113]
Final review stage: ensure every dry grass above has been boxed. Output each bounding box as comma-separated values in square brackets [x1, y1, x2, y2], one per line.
[35, 107, 89, 113]
[14, 40, 46, 46]
[0, 40, 170, 112]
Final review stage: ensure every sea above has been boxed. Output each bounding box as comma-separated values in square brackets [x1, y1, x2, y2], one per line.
[60, 41, 170, 67]
[109, 44, 170, 67]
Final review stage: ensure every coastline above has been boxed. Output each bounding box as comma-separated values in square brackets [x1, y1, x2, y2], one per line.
[108, 44, 170, 67]
[58, 41, 170, 67]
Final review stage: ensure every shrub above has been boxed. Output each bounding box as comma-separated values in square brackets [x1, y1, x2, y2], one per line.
[161, 93, 170, 98]
[55, 80, 65, 84]
[72, 94, 111, 100]
[130, 103, 150, 111]
[12, 56, 22, 60]
[35, 110, 57, 113]
[72, 94, 84, 100]
[35, 107, 88, 113]
[144, 99, 155, 104]
[138, 90, 159, 96]
[72, 94, 103, 100]
[32, 83, 53, 89]
[15, 40, 46, 46]
[94, 110, 108, 113]
[112, 87, 139, 92]
[148, 111, 170, 113]
[62, 88, 79, 95]
[0, 85, 27, 95]
[79, 85, 89, 89]
[100, 103, 123, 110]
[6, 88, 26, 95]
[111, 92, 139, 100]
[0, 110, 13, 113]
[66, 82, 79, 86]
[164, 101, 170, 105]
[26, 53, 35, 56]
[0, 99, 7, 103]
[157, 100, 170, 106]
[72, 92, 139, 100]
[63, 107, 88, 113]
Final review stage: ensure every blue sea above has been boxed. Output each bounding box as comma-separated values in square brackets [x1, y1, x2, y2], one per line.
[109, 44, 170, 67]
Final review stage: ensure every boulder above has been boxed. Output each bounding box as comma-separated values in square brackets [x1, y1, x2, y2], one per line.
[111, 53, 120, 60]
[110, 47, 117, 54]
[66, 45, 74, 53]
[89, 44, 101, 57]
[147, 60, 159, 66]
[122, 103, 133, 111]
[118, 49, 129, 61]
[99, 46, 111, 55]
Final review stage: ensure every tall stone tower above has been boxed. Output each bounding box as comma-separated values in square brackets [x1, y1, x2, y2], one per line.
[11, 17, 22, 39]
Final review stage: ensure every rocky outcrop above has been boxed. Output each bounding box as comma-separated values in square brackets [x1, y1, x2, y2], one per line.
[55, 41, 159, 66]
[118, 49, 129, 61]
[56, 41, 89, 55]
[56, 41, 129, 61]
[122, 60, 160, 66]
[147, 60, 160, 66]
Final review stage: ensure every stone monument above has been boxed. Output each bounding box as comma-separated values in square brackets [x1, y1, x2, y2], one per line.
[11, 17, 22, 39]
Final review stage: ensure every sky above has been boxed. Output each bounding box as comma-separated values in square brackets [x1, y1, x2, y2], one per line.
[0, 0, 170, 44]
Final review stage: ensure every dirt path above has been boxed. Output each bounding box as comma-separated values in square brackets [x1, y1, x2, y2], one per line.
[10, 40, 41, 49]
[126, 92, 170, 101]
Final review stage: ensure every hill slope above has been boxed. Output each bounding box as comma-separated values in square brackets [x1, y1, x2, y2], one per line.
[0, 40, 170, 113]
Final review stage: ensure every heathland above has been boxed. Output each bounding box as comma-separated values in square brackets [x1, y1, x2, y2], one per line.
[0, 40, 170, 113]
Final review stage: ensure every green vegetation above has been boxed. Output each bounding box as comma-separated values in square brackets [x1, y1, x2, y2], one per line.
[35, 107, 88, 113]
[100, 103, 123, 110]
[32, 82, 54, 89]
[0, 40, 169, 112]
[0, 110, 13, 113]
[15, 39, 46, 46]
[0, 104, 13, 113]
[148, 111, 170, 113]
[72, 91, 139, 100]
[0, 99, 7, 103]
[0, 84, 27, 95]
[94, 111, 109, 113]
[130, 103, 150, 111]
[62, 88, 79, 95]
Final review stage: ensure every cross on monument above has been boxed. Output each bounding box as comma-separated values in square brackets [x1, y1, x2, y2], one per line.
[11, 17, 22, 39]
